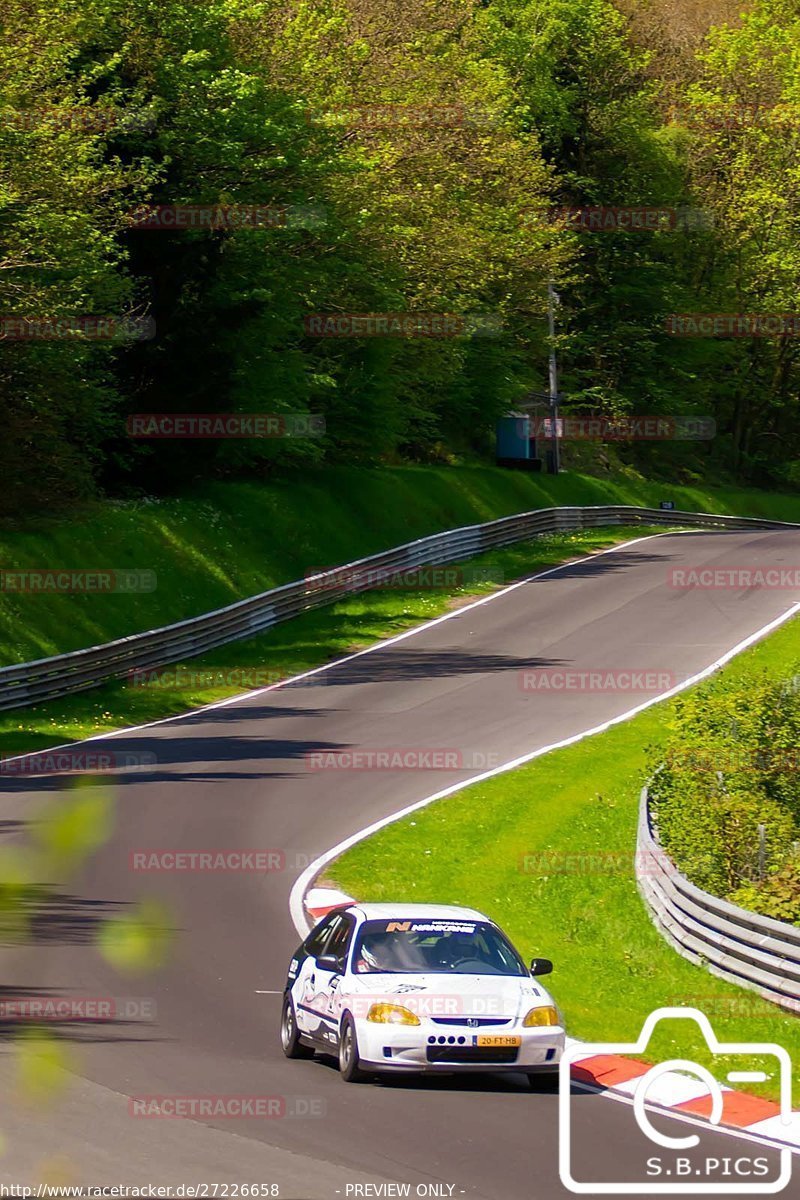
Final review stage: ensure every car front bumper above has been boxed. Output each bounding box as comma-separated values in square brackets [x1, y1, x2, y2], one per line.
[355, 1020, 565, 1073]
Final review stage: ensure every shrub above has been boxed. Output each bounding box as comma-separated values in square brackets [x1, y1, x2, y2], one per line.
[649, 666, 800, 922]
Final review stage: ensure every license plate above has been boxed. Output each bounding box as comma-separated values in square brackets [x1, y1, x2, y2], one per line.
[476, 1034, 521, 1047]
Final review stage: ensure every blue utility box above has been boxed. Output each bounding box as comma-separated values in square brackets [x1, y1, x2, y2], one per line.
[496, 414, 542, 471]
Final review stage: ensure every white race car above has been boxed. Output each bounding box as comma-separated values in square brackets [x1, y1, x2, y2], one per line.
[280, 903, 564, 1083]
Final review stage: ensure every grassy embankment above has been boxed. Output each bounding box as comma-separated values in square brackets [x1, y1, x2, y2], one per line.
[1, 463, 798, 759]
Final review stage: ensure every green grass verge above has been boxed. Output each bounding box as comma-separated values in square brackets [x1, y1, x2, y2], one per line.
[1, 458, 799, 758]
[2, 463, 800, 670]
[330, 611, 800, 1102]
[0, 527, 670, 757]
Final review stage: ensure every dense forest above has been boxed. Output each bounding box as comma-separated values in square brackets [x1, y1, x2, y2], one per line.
[2, 0, 800, 515]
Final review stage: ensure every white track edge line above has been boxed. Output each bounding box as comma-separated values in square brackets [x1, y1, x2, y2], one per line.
[289, 599, 800, 937]
[4, 523, 794, 1156]
[0, 529, 688, 766]
[570, 1079, 800, 1156]
[286, 597, 800, 1153]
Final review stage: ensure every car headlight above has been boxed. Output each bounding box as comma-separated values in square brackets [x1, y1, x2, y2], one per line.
[522, 1005, 559, 1028]
[366, 1003, 421, 1026]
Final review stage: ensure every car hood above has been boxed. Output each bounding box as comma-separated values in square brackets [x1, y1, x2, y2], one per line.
[344, 972, 554, 1021]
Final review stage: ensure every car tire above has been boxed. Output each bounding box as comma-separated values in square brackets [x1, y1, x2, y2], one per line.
[280, 993, 314, 1060]
[338, 1014, 368, 1082]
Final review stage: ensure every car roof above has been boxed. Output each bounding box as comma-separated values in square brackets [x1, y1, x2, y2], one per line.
[350, 902, 489, 922]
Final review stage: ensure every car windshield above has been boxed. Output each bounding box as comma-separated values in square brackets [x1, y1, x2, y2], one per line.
[352, 918, 527, 976]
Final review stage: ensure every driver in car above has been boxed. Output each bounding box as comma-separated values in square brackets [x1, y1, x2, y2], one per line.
[355, 932, 398, 973]
[439, 932, 480, 969]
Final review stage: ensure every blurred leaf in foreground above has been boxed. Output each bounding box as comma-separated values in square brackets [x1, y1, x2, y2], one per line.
[98, 897, 174, 974]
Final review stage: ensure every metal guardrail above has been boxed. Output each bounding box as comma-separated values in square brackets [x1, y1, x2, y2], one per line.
[637, 784, 800, 1011]
[1, 504, 798, 713]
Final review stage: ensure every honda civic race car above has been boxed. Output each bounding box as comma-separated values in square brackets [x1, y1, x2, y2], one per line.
[280, 903, 564, 1083]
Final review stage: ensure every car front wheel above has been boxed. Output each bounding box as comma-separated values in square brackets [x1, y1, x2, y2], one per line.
[338, 1014, 368, 1082]
[280, 994, 314, 1060]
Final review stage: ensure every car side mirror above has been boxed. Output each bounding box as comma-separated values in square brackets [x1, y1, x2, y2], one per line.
[317, 953, 342, 972]
[530, 957, 553, 976]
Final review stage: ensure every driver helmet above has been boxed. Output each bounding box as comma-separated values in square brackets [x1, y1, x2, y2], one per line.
[359, 932, 394, 971]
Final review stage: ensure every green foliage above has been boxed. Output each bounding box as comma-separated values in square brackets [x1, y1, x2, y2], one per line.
[652, 669, 800, 921]
[0, 779, 172, 1150]
[98, 897, 173, 974]
[0, 0, 151, 512]
[730, 861, 800, 924]
[3, 0, 800, 512]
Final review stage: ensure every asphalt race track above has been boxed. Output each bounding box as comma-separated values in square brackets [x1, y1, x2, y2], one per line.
[1, 529, 799, 1197]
